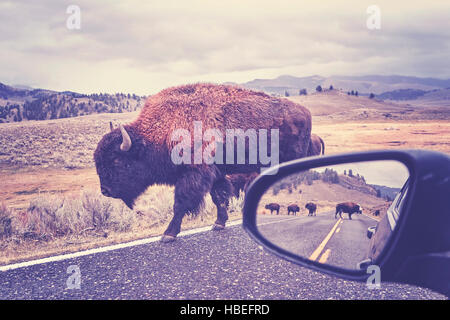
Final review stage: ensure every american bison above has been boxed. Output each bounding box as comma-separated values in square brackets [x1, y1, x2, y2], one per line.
[265, 203, 281, 215]
[287, 204, 300, 215]
[307, 133, 325, 156]
[335, 202, 362, 220]
[94, 83, 312, 242]
[374, 209, 380, 216]
[305, 202, 317, 216]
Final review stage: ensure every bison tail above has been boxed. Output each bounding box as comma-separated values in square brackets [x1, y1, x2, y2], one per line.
[320, 136, 325, 155]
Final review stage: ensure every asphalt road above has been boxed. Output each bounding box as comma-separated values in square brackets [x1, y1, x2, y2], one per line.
[0, 220, 445, 300]
[257, 212, 374, 269]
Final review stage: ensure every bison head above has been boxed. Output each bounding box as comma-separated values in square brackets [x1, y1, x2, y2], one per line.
[94, 124, 154, 209]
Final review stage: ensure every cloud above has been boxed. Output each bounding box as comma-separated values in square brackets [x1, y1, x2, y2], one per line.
[0, 0, 449, 94]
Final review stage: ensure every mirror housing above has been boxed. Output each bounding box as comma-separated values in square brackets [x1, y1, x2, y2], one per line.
[243, 150, 450, 296]
[367, 226, 377, 239]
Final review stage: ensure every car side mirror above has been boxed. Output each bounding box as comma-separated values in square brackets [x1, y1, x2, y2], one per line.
[243, 150, 450, 297]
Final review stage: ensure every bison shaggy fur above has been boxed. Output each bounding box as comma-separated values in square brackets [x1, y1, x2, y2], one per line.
[305, 202, 317, 216]
[287, 204, 300, 215]
[265, 203, 281, 215]
[227, 172, 259, 198]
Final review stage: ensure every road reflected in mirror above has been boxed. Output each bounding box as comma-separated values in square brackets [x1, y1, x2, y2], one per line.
[256, 160, 409, 270]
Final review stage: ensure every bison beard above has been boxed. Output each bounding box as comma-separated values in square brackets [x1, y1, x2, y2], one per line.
[94, 83, 312, 242]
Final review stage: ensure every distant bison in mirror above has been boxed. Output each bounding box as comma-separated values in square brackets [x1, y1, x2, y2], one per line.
[305, 202, 317, 216]
[265, 203, 281, 215]
[287, 204, 300, 215]
[94, 83, 312, 242]
[335, 202, 362, 220]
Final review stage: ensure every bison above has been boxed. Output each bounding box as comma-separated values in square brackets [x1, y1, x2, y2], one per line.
[287, 204, 300, 215]
[265, 203, 281, 215]
[305, 202, 317, 216]
[94, 83, 312, 242]
[307, 133, 325, 156]
[335, 202, 362, 220]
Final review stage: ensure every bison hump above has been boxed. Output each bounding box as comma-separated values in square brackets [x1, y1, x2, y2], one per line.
[133, 83, 311, 151]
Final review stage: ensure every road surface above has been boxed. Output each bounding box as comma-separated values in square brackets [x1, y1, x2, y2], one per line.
[257, 211, 374, 269]
[0, 218, 445, 299]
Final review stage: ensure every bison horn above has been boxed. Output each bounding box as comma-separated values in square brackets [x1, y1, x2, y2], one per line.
[119, 124, 132, 151]
[109, 121, 114, 132]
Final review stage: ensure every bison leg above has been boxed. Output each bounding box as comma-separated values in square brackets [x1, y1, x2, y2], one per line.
[335, 210, 342, 219]
[210, 177, 233, 230]
[162, 171, 212, 242]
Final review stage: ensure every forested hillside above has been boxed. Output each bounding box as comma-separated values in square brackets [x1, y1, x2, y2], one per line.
[0, 83, 146, 123]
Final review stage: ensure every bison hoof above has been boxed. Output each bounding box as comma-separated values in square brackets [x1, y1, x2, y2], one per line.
[161, 235, 177, 243]
[212, 223, 225, 231]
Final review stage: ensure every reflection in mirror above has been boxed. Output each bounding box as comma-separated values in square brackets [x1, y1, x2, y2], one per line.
[256, 160, 409, 270]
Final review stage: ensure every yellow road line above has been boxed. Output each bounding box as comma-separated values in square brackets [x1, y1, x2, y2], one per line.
[309, 218, 342, 261]
[336, 227, 341, 233]
[318, 249, 331, 264]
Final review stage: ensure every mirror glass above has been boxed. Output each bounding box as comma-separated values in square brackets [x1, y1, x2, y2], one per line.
[256, 160, 409, 270]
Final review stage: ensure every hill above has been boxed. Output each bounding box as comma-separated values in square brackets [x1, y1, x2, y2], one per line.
[287, 89, 450, 121]
[261, 168, 390, 217]
[236, 74, 450, 96]
[376, 89, 428, 101]
[0, 82, 146, 123]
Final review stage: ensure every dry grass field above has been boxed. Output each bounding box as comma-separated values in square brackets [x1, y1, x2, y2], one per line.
[258, 178, 389, 220]
[0, 90, 449, 265]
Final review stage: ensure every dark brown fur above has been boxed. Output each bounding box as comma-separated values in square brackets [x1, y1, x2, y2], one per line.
[287, 204, 300, 215]
[227, 172, 259, 198]
[265, 203, 281, 215]
[335, 202, 362, 220]
[305, 202, 317, 216]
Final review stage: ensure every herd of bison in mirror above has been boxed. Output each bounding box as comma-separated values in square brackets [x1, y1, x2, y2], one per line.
[256, 160, 409, 270]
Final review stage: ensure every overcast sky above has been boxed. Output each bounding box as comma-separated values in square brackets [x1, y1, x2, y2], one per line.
[326, 161, 409, 188]
[1, 0, 449, 95]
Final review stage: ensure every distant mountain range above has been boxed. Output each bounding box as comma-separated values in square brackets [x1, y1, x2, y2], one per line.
[2, 74, 449, 123]
[228, 74, 450, 98]
[0, 83, 146, 123]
